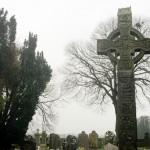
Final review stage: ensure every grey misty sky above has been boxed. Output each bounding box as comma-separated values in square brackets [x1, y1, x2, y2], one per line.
[1, 0, 150, 136]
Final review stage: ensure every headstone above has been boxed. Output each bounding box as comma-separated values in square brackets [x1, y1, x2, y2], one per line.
[144, 132, 150, 147]
[66, 135, 77, 150]
[104, 143, 119, 150]
[104, 131, 116, 145]
[49, 133, 61, 149]
[97, 7, 150, 150]
[34, 129, 41, 147]
[78, 131, 89, 150]
[40, 131, 48, 150]
[41, 131, 47, 144]
[62, 140, 67, 150]
[89, 130, 98, 149]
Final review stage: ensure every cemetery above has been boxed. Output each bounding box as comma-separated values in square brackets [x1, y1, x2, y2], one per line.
[1, 1, 150, 150]
[12, 129, 150, 150]
[26, 7, 150, 150]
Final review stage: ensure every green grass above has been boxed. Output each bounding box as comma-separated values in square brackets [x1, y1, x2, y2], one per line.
[96, 148, 150, 150]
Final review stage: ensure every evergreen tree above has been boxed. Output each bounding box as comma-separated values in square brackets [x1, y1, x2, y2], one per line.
[0, 8, 52, 149]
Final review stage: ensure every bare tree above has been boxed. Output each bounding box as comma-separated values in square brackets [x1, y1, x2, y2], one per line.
[61, 16, 150, 135]
[27, 75, 65, 134]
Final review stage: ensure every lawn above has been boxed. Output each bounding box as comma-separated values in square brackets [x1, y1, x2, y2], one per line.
[96, 148, 150, 150]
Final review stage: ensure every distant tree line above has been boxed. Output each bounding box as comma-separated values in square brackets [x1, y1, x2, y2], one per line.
[137, 116, 150, 139]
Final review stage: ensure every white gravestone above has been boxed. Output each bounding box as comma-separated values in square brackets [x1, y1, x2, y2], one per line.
[104, 143, 119, 150]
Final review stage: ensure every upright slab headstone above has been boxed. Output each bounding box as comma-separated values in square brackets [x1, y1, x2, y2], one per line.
[49, 133, 61, 149]
[97, 7, 150, 150]
[78, 131, 89, 150]
[66, 135, 77, 150]
[89, 130, 99, 149]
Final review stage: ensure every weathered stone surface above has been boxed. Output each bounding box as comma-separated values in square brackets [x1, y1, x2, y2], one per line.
[104, 131, 116, 145]
[34, 129, 41, 146]
[104, 143, 119, 150]
[41, 131, 47, 145]
[89, 130, 98, 148]
[97, 7, 150, 150]
[66, 135, 77, 150]
[49, 133, 60, 149]
[78, 131, 89, 150]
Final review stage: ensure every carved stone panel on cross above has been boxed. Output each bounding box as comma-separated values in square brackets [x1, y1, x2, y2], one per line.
[97, 30, 150, 66]
[97, 7, 150, 66]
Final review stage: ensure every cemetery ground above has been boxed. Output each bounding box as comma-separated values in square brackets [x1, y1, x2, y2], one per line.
[96, 148, 150, 150]
[1, 5, 150, 150]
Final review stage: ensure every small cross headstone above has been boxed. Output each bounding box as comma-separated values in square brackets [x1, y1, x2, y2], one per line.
[89, 130, 99, 149]
[41, 131, 47, 144]
[97, 7, 150, 150]
[78, 131, 89, 150]
[34, 129, 40, 147]
[40, 131, 48, 150]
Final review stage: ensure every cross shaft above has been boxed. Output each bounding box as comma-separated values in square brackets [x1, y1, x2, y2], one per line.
[97, 7, 150, 150]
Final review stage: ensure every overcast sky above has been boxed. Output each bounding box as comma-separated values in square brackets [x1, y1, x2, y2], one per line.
[1, 0, 150, 137]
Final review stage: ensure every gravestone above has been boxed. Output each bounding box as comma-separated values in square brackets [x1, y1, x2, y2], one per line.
[78, 131, 89, 150]
[104, 143, 119, 150]
[89, 130, 98, 149]
[34, 129, 41, 147]
[104, 131, 116, 145]
[66, 135, 77, 150]
[40, 131, 48, 150]
[97, 7, 150, 150]
[62, 140, 67, 150]
[144, 132, 150, 147]
[41, 131, 47, 144]
[49, 133, 61, 149]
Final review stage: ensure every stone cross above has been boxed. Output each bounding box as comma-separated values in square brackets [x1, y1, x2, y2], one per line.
[34, 129, 40, 146]
[41, 131, 47, 144]
[97, 7, 150, 150]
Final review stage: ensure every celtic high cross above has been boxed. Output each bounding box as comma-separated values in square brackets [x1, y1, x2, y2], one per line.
[97, 7, 150, 150]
